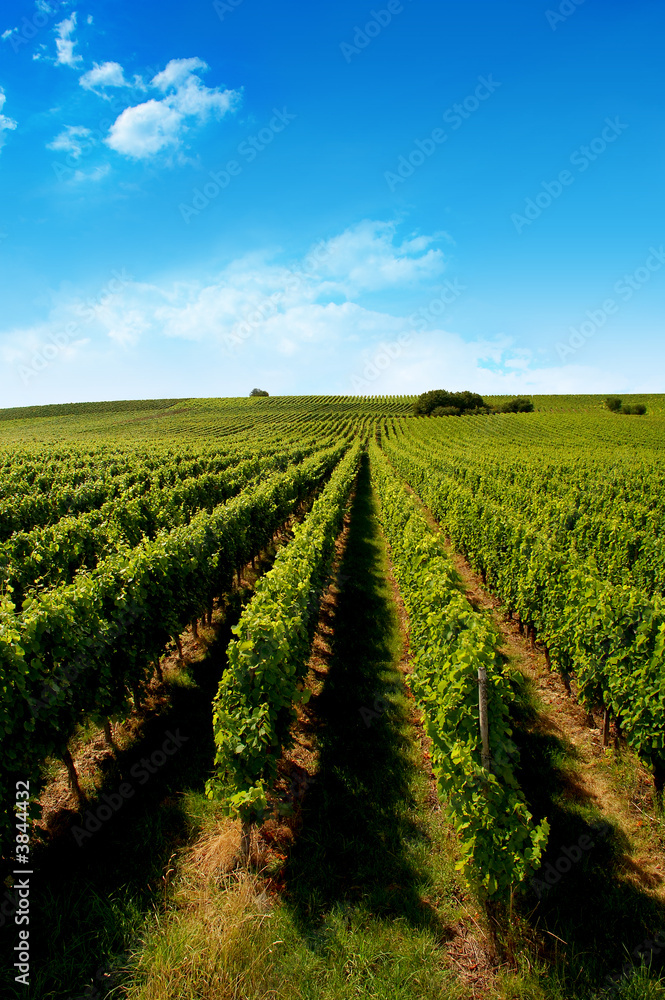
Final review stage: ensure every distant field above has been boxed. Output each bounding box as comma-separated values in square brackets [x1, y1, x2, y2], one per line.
[0, 391, 663, 441]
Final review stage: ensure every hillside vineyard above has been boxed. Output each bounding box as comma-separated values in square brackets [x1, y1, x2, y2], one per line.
[1, 394, 664, 902]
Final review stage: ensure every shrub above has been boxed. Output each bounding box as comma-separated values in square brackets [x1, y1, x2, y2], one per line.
[498, 396, 534, 414]
[605, 397, 646, 415]
[431, 405, 461, 416]
[249, 388, 269, 397]
[414, 389, 487, 416]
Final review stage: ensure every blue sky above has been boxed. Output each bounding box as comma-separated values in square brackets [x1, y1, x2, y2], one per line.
[0, 0, 663, 405]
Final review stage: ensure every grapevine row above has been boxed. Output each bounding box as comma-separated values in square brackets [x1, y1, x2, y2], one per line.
[370, 441, 549, 898]
[206, 441, 362, 844]
[0, 442, 324, 604]
[0, 443, 346, 854]
[382, 429, 665, 788]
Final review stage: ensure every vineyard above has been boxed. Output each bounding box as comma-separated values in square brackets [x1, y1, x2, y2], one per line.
[1, 393, 665, 1000]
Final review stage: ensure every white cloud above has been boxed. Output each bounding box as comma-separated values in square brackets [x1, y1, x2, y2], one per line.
[151, 57, 207, 92]
[0, 89, 17, 153]
[47, 124, 93, 159]
[106, 100, 185, 159]
[79, 61, 131, 92]
[68, 223, 448, 347]
[0, 323, 89, 368]
[73, 302, 148, 347]
[70, 163, 111, 183]
[105, 58, 240, 160]
[310, 220, 446, 295]
[3, 221, 648, 400]
[55, 12, 81, 67]
[1, 28, 17, 41]
[380, 336, 625, 397]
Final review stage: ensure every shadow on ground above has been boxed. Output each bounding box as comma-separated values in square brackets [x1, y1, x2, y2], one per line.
[508, 678, 665, 993]
[0, 580, 256, 1000]
[283, 454, 447, 947]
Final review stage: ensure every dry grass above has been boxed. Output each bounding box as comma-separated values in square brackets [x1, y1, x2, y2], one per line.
[122, 819, 279, 1000]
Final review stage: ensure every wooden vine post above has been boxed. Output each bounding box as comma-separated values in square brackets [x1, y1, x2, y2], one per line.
[478, 664, 491, 772]
[240, 819, 252, 863]
[102, 718, 116, 752]
[61, 748, 86, 807]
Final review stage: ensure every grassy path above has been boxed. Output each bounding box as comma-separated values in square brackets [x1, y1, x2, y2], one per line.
[121, 453, 478, 1000]
[273, 453, 470, 996]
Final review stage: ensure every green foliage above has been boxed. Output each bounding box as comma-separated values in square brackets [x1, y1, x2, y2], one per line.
[381, 420, 665, 784]
[605, 397, 647, 415]
[0, 398, 185, 423]
[370, 441, 548, 899]
[413, 390, 487, 416]
[431, 405, 461, 417]
[249, 388, 269, 397]
[0, 444, 319, 603]
[497, 396, 534, 413]
[207, 443, 362, 822]
[0, 443, 348, 853]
